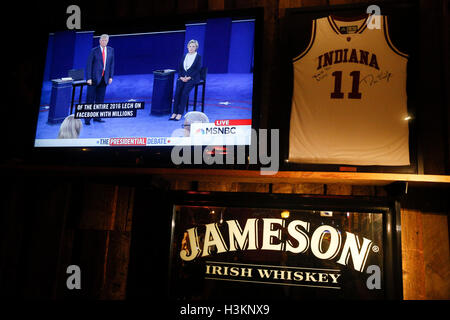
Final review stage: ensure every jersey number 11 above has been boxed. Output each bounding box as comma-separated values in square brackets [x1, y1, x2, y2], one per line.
[331, 70, 362, 99]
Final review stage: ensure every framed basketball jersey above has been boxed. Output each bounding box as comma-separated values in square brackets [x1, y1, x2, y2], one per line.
[288, 14, 410, 166]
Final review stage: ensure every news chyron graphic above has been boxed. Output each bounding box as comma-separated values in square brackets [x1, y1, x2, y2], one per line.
[38, 117, 252, 147]
[34, 18, 256, 149]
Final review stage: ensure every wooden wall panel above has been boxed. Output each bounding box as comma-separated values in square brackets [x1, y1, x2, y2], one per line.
[279, 0, 328, 17]
[418, 0, 447, 174]
[279, 0, 303, 9]
[401, 209, 427, 300]
[18, 179, 72, 299]
[272, 183, 294, 193]
[329, 0, 364, 5]
[177, 0, 199, 13]
[235, 182, 270, 193]
[209, 0, 225, 10]
[114, 186, 135, 232]
[326, 183, 352, 195]
[401, 209, 450, 300]
[422, 213, 450, 299]
[101, 231, 132, 299]
[73, 230, 110, 299]
[54, 184, 135, 299]
[301, 0, 328, 5]
[114, 0, 132, 17]
[294, 183, 324, 194]
[171, 180, 195, 191]
[375, 186, 388, 197]
[0, 178, 27, 297]
[79, 184, 118, 231]
[53, 228, 75, 298]
[352, 185, 376, 196]
[198, 181, 236, 192]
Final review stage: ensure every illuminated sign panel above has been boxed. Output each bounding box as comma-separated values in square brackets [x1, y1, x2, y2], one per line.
[169, 206, 385, 300]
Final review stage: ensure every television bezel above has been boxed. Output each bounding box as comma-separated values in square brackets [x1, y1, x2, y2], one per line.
[28, 7, 264, 169]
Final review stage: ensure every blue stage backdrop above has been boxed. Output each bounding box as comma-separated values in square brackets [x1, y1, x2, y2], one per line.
[42, 34, 54, 82]
[49, 31, 76, 79]
[99, 31, 185, 75]
[43, 31, 93, 81]
[203, 17, 232, 74]
[41, 19, 254, 85]
[228, 20, 255, 73]
[184, 23, 206, 56]
[73, 31, 94, 71]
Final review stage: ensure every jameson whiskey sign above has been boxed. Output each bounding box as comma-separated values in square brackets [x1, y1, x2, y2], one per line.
[169, 206, 385, 299]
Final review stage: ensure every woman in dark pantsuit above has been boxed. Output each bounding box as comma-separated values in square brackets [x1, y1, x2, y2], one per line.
[170, 39, 202, 121]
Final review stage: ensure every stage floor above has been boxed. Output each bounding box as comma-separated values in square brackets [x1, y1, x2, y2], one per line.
[35, 73, 253, 139]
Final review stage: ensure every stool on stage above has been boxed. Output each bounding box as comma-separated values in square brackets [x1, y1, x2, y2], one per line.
[186, 67, 208, 113]
[68, 69, 87, 114]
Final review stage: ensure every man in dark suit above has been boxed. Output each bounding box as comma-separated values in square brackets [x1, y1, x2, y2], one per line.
[85, 34, 115, 125]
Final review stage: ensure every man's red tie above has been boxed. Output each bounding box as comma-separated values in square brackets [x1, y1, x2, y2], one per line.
[102, 47, 105, 77]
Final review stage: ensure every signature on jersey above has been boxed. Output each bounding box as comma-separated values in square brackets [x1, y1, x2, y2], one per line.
[312, 66, 331, 81]
[360, 70, 392, 86]
[312, 69, 392, 86]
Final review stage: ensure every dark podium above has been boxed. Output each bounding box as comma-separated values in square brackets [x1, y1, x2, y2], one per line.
[151, 69, 176, 115]
[48, 79, 72, 124]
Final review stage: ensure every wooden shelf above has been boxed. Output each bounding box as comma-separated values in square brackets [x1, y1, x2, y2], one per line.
[4, 164, 450, 186]
[153, 169, 450, 186]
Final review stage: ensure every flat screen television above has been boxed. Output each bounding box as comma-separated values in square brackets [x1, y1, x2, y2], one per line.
[30, 8, 263, 167]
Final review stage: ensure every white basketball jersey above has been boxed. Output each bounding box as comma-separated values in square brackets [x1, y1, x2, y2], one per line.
[288, 15, 410, 165]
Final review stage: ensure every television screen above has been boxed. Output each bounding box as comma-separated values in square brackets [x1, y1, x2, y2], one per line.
[33, 13, 258, 150]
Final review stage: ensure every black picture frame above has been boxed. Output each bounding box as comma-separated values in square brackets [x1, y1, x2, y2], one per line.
[127, 189, 403, 301]
[277, 0, 420, 174]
